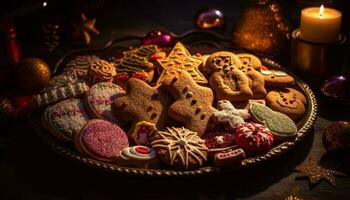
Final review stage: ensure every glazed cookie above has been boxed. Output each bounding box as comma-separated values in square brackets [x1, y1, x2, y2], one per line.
[156, 42, 207, 85]
[237, 53, 262, 70]
[130, 121, 157, 145]
[32, 82, 89, 109]
[87, 60, 116, 85]
[85, 82, 125, 123]
[75, 119, 129, 162]
[161, 70, 217, 136]
[115, 145, 159, 168]
[42, 98, 90, 142]
[111, 78, 170, 132]
[206, 51, 253, 101]
[212, 100, 251, 131]
[114, 45, 161, 83]
[151, 127, 208, 169]
[250, 102, 297, 141]
[236, 56, 266, 99]
[266, 88, 307, 121]
[235, 122, 274, 153]
[259, 66, 295, 87]
[204, 131, 236, 157]
[214, 148, 246, 167]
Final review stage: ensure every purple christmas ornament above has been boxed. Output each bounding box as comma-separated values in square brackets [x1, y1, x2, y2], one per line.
[142, 30, 173, 47]
[321, 75, 349, 100]
[196, 8, 224, 29]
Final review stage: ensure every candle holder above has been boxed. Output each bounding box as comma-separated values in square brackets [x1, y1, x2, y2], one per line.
[291, 28, 347, 82]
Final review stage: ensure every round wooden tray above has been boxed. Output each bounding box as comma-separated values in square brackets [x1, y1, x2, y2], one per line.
[33, 30, 318, 176]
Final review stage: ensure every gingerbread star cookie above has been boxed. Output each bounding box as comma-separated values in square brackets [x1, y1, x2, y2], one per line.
[212, 100, 251, 131]
[161, 70, 216, 137]
[156, 42, 207, 85]
[111, 78, 171, 133]
[206, 52, 253, 101]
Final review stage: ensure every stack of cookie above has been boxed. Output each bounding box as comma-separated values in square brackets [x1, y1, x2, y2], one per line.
[36, 42, 308, 170]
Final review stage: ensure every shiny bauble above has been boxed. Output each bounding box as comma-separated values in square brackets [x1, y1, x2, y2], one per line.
[142, 30, 173, 47]
[16, 58, 51, 94]
[321, 75, 349, 101]
[196, 8, 224, 29]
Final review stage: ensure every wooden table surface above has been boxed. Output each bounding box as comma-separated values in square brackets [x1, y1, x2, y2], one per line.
[1, 1, 350, 199]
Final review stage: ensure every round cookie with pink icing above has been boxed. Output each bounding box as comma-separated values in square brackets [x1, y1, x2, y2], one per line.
[85, 82, 125, 124]
[42, 98, 90, 142]
[115, 145, 159, 168]
[75, 119, 129, 162]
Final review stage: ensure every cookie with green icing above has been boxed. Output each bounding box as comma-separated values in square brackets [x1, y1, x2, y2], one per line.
[249, 102, 297, 141]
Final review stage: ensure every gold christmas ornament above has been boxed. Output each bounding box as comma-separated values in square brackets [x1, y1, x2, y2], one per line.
[295, 158, 346, 186]
[16, 58, 51, 94]
[232, 0, 290, 56]
[72, 13, 100, 45]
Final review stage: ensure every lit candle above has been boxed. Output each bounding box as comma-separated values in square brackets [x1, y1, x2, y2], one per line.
[300, 5, 342, 43]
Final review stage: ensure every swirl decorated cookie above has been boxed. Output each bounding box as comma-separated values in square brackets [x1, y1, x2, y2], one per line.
[85, 82, 125, 123]
[87, 60, 116, 85]
[151, 127, 208, 169]
[266, 88, 307, 121]
[115, 145, 159, 168]
[42, 98, 90, 142]
[235, 122, 274, 153]
[75, 119, 129, 162]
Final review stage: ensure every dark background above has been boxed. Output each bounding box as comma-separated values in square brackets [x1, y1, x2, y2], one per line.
[1, 0, 350, 199]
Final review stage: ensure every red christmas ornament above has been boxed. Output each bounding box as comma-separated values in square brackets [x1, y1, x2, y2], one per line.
[142, 30, 173, 47]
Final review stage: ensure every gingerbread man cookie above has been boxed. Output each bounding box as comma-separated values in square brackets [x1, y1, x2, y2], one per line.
[259, 66, 295, 87]
[156, 42, 207, 85]
[111, 78, 171, 133]
[161, 70, 216, 136]
[212, 100, 251, 131]
[206, 51, 253, 102]
[236, 55, 267, 99]
[266, 88, 307, 121]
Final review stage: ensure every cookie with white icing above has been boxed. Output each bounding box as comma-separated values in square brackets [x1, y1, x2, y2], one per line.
[259, 66, 295, 87]
[42, 98, 90, 142]
[85, 82, 125, 123]
[151, 127, 208, 169]
[115, 145, 159, 168]
[212, 100, 251, 131]
[32, 82, 89, 109]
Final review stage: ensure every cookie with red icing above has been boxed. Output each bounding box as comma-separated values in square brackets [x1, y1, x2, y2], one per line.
[214, 148, 246, 167]
[203, 131, 236, 157]
[75, 119, 129, 162]
[235, 122, 274, 153]
[42, 98, 90, 142]
[85, 82, 125, 123]
[115, 145, 159, 168]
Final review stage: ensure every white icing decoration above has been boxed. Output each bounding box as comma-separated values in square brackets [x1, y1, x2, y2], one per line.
[260, 70, 273, 75]
[151, 127, 207, 169]
[120, 146, 156, 161]
[213, 100, 251, 131]
[187, 91, 193, 97]
[274, 71, 287, 77]
[215, 136, 224, 145]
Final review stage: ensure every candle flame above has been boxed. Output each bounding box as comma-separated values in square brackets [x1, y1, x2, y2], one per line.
[319, 5, 324, 17]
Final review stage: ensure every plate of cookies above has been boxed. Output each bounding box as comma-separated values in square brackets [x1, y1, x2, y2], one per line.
[31, 30, 317, 176]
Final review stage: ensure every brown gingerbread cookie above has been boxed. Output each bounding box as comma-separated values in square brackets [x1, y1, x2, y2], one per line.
[111, 78, 171, 133]
[206, 52, 253, 102]
[259, 66, 295, 87]
[156, 42, 207, 85]
[237, 53, 262, 70]
[237, 61, 267, 99]
[161, 70, 217, 137]
[266, 88, 307, 121]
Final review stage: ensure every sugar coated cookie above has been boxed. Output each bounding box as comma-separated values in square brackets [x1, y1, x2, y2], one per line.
[266, 88, 307, 121]
[151, 127, 208, 169]
[235, 122, 274, 153]
[115, 145, 159, 168]
[75, 119, 129, 162]
[204, 131, 236, 157]
[42, 98, 90, 142]
[85, 82, 125, 123]
[250, 102, 297, 141]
